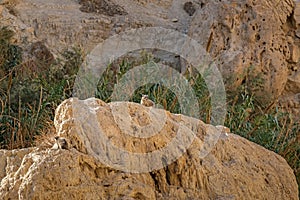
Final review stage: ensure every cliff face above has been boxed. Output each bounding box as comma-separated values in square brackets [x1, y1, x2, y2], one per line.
[0, 98, 298, 199]
[189, 0, 295, 103]
[1, 0, 299, 116]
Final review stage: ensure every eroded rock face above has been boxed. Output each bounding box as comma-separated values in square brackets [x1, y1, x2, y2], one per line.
[0, 98, 297, 199]
[189, 0, 296, 103]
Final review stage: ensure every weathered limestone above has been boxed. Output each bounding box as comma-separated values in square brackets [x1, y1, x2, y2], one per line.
[0, 98, 297, 199]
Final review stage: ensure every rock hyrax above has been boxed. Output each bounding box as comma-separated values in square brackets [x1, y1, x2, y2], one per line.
[51, 136, 68, 150]
[140, 95, 155, 107]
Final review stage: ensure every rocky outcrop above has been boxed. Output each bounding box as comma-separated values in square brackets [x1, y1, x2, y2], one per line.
[0, 98, 298, 199]
[189, 0, 297, 104]
[280, 1, 300, 119]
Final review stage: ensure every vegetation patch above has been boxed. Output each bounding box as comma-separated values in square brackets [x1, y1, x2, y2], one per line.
[0, 27, 299, 194]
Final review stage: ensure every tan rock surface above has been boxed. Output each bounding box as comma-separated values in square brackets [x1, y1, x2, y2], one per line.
[188, 0, 296, 103]
[0, 98, 297, 199]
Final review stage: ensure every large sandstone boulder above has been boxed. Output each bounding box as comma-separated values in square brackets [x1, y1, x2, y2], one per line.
[0, 98, 297, 199]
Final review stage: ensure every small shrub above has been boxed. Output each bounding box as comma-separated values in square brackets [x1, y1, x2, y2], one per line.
[225, 78, 300, 195]
[0, 26, 83, 149]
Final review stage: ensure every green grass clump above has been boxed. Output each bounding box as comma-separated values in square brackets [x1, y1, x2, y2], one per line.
[225, 88, 300, 195]
[96, 51, 211, 119]
[0, 27, 22, 73]
[0, 26, 83, 148]
[96, 52, 183, 112]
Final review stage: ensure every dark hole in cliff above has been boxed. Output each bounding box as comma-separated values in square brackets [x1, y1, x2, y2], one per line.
[200, 2, 205, 8]
[265, 178, 269, 184]
[134, 192, 146, 199]
[241, 78, 246, 84]
[78, 0, 127, 16]
[150, 172, 160, 190]
[226, 37, 230, 44]
[183, 2, 196, 16]
[255, 34, 260, 41]
[7, 7, 18, 16]
[286, 11, 297, 28]
[166, 168, 171, 185]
